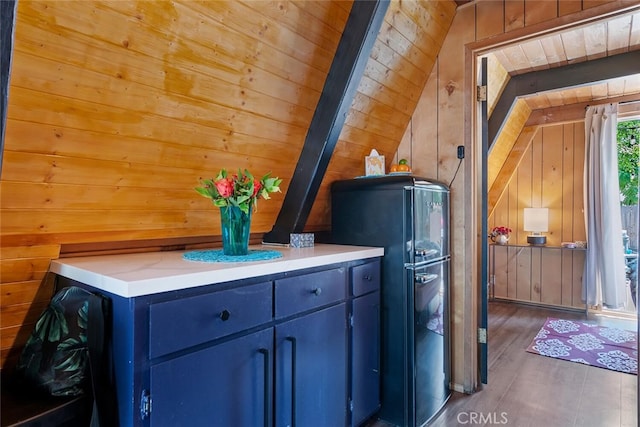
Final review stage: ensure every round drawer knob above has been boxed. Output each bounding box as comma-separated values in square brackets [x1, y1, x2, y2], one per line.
[312, 288, 322, 296]
[220, 309, 231, 321]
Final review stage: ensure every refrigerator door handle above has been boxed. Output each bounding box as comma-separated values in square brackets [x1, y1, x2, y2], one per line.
[415, 273, 438, 284]
[415, 248, 439, 258]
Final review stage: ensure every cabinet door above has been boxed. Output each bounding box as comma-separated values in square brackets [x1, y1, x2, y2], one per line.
[275, 303, 347, 427]
[351, 291, 380, 426]
[150, 328, 273, 427]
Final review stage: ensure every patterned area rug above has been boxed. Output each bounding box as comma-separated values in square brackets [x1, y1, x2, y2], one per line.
[526, 318, 638, 375]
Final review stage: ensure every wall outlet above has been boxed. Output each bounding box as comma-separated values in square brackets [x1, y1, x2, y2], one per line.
[457, 145, 465, 159]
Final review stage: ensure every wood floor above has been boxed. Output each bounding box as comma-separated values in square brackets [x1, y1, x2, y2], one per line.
[369, 301, 638, 427]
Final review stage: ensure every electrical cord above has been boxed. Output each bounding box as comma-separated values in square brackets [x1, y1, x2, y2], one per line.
[449, 157, 463, 188]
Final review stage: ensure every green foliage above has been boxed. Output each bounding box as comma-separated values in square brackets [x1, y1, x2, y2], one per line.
[34, 302, 69, 342]
[55, 339, 86, 373]
[195, 169, 282, 215]
[617, 120, 639, 206]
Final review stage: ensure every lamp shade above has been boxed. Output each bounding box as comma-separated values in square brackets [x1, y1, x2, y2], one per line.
[523, 208, 548, 232]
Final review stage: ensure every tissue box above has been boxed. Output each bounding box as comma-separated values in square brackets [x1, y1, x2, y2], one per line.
[290, 233, 314, 248]
[365, 149, 385, 176]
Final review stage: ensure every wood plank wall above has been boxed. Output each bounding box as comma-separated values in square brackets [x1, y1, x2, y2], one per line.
[489, 122, 587, 310]
[0, 1, 456, 369]
[310, 0, 457, 227]
[395, 0, 625, 392]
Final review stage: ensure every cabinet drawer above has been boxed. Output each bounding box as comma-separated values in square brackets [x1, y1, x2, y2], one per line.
[149, 281, 272, 358]
[275, 268, 346, 319]
[351, 260, 381, 297]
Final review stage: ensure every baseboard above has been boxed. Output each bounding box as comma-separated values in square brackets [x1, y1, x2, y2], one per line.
[490, 297, 586, 313]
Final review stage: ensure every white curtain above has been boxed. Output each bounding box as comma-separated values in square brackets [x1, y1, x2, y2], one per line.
[583, 104, 627, 308]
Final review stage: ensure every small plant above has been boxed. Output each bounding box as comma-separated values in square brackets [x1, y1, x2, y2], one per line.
[195, 169, 282, 215]
[490, 226, 512, 237]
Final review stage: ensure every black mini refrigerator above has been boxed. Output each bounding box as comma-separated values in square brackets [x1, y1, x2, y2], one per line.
[331, 176, 450, 427]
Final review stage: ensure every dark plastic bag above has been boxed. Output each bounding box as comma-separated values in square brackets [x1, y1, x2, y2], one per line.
[15, 286, 98, 396]
[13, 285, 117, 426]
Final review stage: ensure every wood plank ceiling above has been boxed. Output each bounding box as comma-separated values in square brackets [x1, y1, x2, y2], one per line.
[485, 7, 640, 213]
[0, 0, 458, 370]
[489, 9, 640, 111]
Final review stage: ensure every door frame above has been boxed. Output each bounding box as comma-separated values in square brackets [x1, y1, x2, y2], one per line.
[462, 3, 639, 391]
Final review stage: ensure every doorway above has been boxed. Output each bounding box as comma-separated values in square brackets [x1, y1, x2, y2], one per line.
[473, 9, 640, 389]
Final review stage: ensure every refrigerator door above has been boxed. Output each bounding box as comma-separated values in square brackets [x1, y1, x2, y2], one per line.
[404, 184, 450, 265]
[409, 259, 450, 426]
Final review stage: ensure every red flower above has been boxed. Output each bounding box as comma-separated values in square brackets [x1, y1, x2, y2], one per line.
[214, 177, 234, 198]
[196, 169, 282, 215]
[491, 226, 511, 236]
[252, 181, 262, 197]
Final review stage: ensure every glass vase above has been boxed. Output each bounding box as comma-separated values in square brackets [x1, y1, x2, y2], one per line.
[219, 205, 252, 256]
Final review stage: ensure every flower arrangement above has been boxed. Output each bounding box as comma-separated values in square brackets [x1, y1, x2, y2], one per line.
[195, 169, 282, 215]
[489, 226, 512, 244]
[490, 226, 512, 237]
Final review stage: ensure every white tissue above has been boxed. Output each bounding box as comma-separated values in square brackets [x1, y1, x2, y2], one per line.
[365, 149, 385, 176]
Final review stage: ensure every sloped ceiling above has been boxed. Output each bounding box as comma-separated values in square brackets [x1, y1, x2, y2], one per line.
[0, 0, 459, 370]
[308, 0, 457, 229]
[492, 9, 640, 109]
[486, 6, 640, 214]
[2, 0, 458, 245]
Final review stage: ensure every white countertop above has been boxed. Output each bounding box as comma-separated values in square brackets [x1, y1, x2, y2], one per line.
[50, 244, 384, 298]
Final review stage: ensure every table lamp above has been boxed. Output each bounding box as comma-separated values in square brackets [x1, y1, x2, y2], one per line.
[524, 208, 548, 245]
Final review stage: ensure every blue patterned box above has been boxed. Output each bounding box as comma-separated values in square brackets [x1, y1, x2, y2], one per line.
[290, 233, 314, 248]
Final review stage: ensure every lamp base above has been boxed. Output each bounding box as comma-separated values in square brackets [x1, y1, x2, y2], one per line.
[527, 235, 546, 245]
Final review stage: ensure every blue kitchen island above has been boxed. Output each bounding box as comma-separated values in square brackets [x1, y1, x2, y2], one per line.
[51, 244, 383, 427]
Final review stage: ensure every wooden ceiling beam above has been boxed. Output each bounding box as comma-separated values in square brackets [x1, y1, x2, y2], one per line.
[526, 94, 640, 126]
[263, 0, 389, 244]
[488, 99, 531, 190]
[488, 125, 539, 217]
[0, 0, 17, 177]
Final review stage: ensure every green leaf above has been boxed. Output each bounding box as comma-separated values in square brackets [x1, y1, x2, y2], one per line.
[77, 301, 89, 330]
[617, 120, 639, 206]
[54, 342, 86, 372]
[195, 169, 282, 213]
[34, 305, 69, 343]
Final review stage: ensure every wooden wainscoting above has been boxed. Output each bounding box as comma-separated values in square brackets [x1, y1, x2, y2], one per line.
[488, 121, 588, 310]
[0, 245, 61, 368]
[490, 244, 586, 310]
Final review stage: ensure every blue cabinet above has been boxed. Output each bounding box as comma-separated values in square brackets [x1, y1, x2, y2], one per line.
[276, 304, 347, 426]
[150, 328, 274, 427]
[274, 267, 348, 426]
[351, 292, 380, 425]
[57, 258, 381, 427]
[148, 281, 273, 359]
[350, 261, 381, 426]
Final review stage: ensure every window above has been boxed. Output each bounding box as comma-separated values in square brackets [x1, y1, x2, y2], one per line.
[617, 118, 639, 313]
